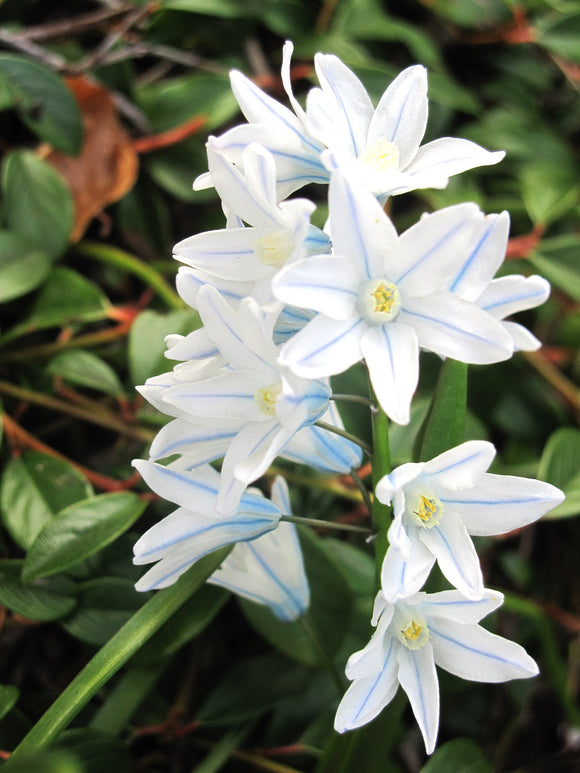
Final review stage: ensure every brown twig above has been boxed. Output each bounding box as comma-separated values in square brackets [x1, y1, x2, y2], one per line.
[132, 115, 207, 154]
[505, 224, 545, 260]
[17, 4, 136, 41]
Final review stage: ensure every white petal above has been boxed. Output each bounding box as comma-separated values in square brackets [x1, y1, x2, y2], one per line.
[375, 462, 425, 506]
[502, 320, 542, 352]
[312, 53, 373, 157]
[421, 588, 504, 624]
[282, 420, 362, 473]
[404, 137, 505, 184]
[423, 440, 495, 489]
[149, 418, 235, 463]
[381, 541, 435, 602]
[335, 639, 399, 732]
[419, 511, 484, 600]
[328, 170, 398, 280]
[391, 203, 482, 296]
[163, 371, 266, 421]
[272, 256, 359, 320]
[174, 227, 274, 281]
[279, 314, 365, 378]
[397, 644, 439, 755]
[281, 41, 307, 123]
[447, 212, 510, 301]
[164, 328, 219, 362]
[477, 275, 550, 320]
[361, 322, 419, 425]
[430, 620, 538, 683]
[400, 291, 513, 364]
[367, 65, 428, 169]
[443, 473, 565, 536]
[132, 460, 220, 514]
[345, 608, 395, 678]
[229, 69, 303, 133]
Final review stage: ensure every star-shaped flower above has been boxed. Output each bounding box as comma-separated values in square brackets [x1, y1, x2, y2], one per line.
[376, 441, 565, 601]
[335, 588, 538, 754]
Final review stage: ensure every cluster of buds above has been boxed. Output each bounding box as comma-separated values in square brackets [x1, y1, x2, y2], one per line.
[133, 43, 564, 754]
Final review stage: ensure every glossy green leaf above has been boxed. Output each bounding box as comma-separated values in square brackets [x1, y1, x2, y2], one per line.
[0, 684, 19, 723]
[0, 55, 82, 154]
[4, 267, 111, 342]
[2, 151, 74, 258]
[46, 349, 124, 397]
[22, 492, 146, 581]
[62, 578, 145, 645]
[0, 561, 77, 621]
[421, 738, 492, 773]
[128, 308, 200, 385]
[0, 452, 93, 550]
[240, 528, 353, 667]
[198, 653, 310, 725]
[0, 231, 52, 303]
[417, 359, 467, 461]
[538, 428, 580, 519]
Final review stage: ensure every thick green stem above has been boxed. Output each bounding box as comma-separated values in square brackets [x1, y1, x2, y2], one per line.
[9, 549, 228, 758]
[75, 242, 184, 311]
[370, 403, 391, 578]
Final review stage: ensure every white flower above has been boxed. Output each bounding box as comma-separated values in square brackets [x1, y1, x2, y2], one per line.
[335, 588, 538, 754]
[273, 170, 513, 424]
[208, 476, 310, 621]
[376, 441, 565, 601]
[196, 42, 504, 200]
[443, 210, 550, 351]
[132, 461, 281, 591]
[175, 142, 326, 309]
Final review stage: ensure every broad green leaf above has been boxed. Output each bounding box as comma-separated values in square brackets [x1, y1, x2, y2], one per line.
[128, 308, 200, 386]
[54, 729, 130, 773]
[3, 267, 111, 342]
[521, 164, 579, 226]
[240, 528, 353, 667]
[0, 684, 19, 723]
[537, 13, 580, 64]
[46, 349, 124, 397]
[134, 584, 228, 665]
[0, 55, 82, 154]
[198, 653, 310, 725]
[530, 236, 580, 303]
[421, 738, 492, 773]
[417, 359, 467, 461]
[0, 231, 52, 303]
[0, 561, 77, 621]
[160, 0, 253, 18]
[538, 428, 580, 519]
[63, 578, 145, 645]
[2, 151, 74, 258]
[22, 492, 146, 581]
[0, 452, 93, 550]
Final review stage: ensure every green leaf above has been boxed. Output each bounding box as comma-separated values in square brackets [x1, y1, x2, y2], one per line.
[3, 267, 111, 342]
[0, 684, 19, 723]
[22, 492, 146, 581]
[537, 13, 580, 64]
[538, 428, 580, 519]
[530, 236, 580, 303]
[0, 231, 52, 303]
[160, 0, 252, 18]
[2, 151, 74, 258]
[134, 585, 228, 665]
[3, 751, 83, 773]
[198, 653, 310, 725]
[240, 528, 353, 667]
[417, 359, 467, 461]
[46, 350, 124, 397]
[0, 561, 77, 621]
[54, 729, 131, 773]
[62, 578, 145, 645]
[0, 55, 82, 154]
[421, 738, 492, 773]
[520, 164, 579, 226]
[128, 308, 200, 385]
[0, 452, 93, 550]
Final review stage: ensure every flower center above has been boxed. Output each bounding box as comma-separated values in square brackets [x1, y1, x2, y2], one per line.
[254, 382, 282, 416]
[357, 278, 401, 325]
[411, 494, 444, 529]
[399, 618, 430, 650]
[254, 229, 294, 268]
[358, 139, 400, 174]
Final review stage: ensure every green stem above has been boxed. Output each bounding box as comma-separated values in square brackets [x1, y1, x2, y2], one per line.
[281, 514, 373, 536]
[370, 402, 391, 578]
[9, 550, 229, 758]
[75, 241, 184, 311]
[330, 393, 374, 408]
[314, 421, 372, 458]
[298, 616, 345, 695]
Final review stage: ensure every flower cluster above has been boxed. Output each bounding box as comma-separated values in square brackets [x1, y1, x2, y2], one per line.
[133, 44, 564, 754]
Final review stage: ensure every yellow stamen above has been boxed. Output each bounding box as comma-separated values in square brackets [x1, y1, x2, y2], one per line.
[358, 139, 400, 174]
[402, 620, 423, 642]
[254, 383, 282, 416]
[371, 283, 397, 314]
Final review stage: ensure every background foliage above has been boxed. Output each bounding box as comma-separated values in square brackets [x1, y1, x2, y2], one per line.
[0, 0, 579, 771]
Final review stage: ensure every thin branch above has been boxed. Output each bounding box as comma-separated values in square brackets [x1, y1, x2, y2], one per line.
[17, 4, 135, 40]
[349, 467, 373, 516]
[90, 41, 229, 76]
[314, 420, 372, 458]
[330, 393, 375, 408]
[280, 514, 374, 536]
[0, 28, 66, 69]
